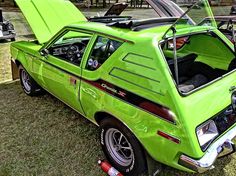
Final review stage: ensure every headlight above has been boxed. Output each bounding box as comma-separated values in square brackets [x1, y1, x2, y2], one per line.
[196, 120, 219, 150]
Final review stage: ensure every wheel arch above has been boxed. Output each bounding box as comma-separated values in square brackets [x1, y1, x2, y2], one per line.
[94, 111, 141, 143]
[13, 50, 29, 69]
[94, 111, 112, 125]
[95, 111, 150, 172]
[94, 111, 146, 147]
[15, 59, 22, 67]
[95, 111, 131, 130]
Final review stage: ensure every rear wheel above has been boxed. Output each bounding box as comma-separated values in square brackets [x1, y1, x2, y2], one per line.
[100, 118, 147, 176]
[19, 65, 43, 96]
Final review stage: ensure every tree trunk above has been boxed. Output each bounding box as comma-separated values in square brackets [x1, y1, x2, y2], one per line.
[103, 0, 106, 8]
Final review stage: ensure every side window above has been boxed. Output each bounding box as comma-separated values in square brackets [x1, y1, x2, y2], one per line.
[48, 31, 92, 66]
[86, 36, 122, 71]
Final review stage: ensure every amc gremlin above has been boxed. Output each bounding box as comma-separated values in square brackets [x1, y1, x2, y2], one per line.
[10, 0, 236, 175]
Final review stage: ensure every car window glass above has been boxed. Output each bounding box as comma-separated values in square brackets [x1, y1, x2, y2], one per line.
[86, 36, 122, 71]
[167, 37, 190, 50]
[48, 31, 92, 66]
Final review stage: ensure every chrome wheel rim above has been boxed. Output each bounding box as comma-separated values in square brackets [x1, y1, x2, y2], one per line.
[105, 128, 134, 167]
[21, 70, 31, 92]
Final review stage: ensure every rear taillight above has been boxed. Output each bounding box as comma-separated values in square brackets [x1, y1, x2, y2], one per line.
[139, 101, 176, 124]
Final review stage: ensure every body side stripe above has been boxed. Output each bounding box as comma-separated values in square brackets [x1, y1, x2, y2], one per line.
[36, 58, 176, 124]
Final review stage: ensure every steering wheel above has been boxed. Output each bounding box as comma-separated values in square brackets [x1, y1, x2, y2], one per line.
[66, 42, 86, 63]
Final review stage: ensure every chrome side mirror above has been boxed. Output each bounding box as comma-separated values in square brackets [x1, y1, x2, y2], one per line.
[40, 48, 49, 56]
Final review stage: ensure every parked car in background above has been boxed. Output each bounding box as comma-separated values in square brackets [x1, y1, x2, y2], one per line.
[11, 0, 236, 175]
[201, 16, 236, 42]
[0, 8, 15, 41]
[200, 5, 236, 43]
[88, 3, 132, 23]
[88, 0, 192, 23]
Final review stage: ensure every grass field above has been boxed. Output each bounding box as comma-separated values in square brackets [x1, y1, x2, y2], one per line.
[1, 81, 236, 176]
[1, 5, 236, 176]
[0, 81, 105, 176]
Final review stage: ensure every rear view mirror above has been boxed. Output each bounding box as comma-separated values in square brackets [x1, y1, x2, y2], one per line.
[40, 48, 49, 56]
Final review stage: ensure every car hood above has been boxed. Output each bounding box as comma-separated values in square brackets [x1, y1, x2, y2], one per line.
[15, 0, 87, 44]
[104, 3, 128, 16]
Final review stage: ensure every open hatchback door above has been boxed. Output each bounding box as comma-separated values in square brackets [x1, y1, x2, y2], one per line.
[146, 0, 187, 18]
[146, 0, 217, 26]
[104, 3, 128, 16]
[160, 0, 229, 95]
[15, 0, 87, 44]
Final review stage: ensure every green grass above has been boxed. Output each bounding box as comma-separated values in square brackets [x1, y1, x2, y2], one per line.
[0, 81, 105, 176]
[0, 82, 236, 176]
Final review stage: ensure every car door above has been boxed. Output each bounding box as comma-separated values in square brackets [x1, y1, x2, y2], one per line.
[80, 35, 123, 119]
[37, 29, 94, 114]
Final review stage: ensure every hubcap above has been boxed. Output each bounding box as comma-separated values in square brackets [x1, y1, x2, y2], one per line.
[21, 70, 31, 92]
[105, 128, 134, 167]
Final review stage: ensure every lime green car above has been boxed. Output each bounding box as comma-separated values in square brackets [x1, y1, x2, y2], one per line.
[11, 0, 236, 175]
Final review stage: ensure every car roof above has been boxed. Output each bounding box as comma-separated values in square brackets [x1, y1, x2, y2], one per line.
[68, 21, 168, 42]
[68, 20, 210, 42]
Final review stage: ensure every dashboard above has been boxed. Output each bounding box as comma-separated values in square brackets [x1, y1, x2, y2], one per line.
[52, 46, 71, 56]
[49, 39, 89, 65]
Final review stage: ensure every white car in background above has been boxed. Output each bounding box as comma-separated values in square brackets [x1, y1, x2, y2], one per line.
[0, 8, 16, 42]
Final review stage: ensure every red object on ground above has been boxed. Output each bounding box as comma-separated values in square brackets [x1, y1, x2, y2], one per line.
[98, 160, 123, 176]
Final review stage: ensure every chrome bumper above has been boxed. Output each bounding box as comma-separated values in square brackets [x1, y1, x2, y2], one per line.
[0, 32, 15, 40]
[179, 125, 236, 173]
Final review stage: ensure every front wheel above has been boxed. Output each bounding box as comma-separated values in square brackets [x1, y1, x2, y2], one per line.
[19, 65, 43, 96]
[100, 118, 147, 176]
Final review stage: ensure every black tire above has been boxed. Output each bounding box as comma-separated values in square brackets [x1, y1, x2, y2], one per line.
[100, 118, 147, 176]
[19, 65, 43, 96]
[11, 38, 16, 42]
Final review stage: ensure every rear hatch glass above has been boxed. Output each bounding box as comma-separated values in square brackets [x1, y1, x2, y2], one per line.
[159, 1, 236, 95]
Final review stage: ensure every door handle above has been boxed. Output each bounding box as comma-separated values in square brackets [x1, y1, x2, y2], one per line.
[81, 87, 98, 100]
